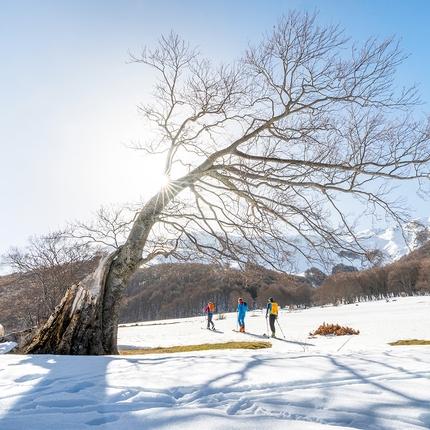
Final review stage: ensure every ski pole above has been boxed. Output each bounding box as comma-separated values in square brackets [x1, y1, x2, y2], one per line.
[276, 318, 286, 338]
[337, 335, 352, 352]
[266, 316, 269, 336]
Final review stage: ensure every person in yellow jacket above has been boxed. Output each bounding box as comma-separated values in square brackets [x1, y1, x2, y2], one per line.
[265, 297, 278, 338]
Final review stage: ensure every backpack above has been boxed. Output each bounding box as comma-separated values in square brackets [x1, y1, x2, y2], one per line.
[208, 302, 214, 312]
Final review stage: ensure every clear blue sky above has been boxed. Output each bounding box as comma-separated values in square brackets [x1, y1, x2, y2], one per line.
[1, 0, 429, 256]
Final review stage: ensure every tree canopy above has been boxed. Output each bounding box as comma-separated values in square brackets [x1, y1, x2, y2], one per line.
[121, 10, 430, 272]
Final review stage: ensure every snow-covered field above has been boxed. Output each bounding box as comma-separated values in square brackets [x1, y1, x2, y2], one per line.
[1, 296, 430, 429]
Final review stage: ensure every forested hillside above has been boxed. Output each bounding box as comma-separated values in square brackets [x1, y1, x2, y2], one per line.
[120, 240, 430, 322]
[0, 261, 312, 333]
[1, 241, 429, 334]
[119, 263, 313, 323]
[312, 241, 430, 305]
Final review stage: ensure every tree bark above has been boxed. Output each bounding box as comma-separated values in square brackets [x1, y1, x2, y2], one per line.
[9, 251, 118, 355]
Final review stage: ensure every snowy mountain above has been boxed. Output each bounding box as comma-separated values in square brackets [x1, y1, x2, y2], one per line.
[357, 218, 430, 255]
[159, 217, 430, 275]
[336, 216, 430, 271]
[289, 216, 430, 274]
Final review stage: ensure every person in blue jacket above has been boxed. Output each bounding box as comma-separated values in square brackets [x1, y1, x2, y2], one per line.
[237, 298, 248, 332]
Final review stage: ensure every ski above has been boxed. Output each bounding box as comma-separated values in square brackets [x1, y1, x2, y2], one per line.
[262, 333, 278, 339]
[232, 330, 267, 339]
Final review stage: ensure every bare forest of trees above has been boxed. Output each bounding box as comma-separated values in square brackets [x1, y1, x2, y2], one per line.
[0, 256, 313, 333]
[120, 262, 313, 323]
[2, 238, 429, 335]
[312, 240, 430, 305]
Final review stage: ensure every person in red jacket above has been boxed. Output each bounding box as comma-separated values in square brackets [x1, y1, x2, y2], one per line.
[204, 302, 215, 330]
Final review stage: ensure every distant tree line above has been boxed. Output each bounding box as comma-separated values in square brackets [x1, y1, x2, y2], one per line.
[119, 262, 313, 323]
[310, 241, 430, 305]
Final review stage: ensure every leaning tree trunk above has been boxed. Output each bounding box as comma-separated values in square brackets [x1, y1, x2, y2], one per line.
[8, 190, 176, 355]
[9, 251, 120, 355]
[9, 228, 152, 355]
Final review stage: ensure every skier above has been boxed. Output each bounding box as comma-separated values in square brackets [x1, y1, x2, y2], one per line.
[266, 297, 278, 338]
[237, 298, 248, 332]
[204, 302, 215, 330]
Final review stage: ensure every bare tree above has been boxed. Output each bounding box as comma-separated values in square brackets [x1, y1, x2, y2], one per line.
[416, 258, 430, 294]
[11, 11, 430, 355]
[1, 232, 101, 330]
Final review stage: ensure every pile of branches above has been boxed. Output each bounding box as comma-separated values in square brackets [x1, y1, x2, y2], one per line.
[310, 323, 360, 336]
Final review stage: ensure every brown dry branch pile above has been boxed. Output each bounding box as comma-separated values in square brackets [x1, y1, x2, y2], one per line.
[310, 323, 360, 336]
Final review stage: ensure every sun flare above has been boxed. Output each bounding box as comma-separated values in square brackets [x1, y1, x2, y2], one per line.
[159, 174, 170, 188]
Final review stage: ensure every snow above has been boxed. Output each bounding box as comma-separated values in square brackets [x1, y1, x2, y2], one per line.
[357, 217, 430, 262]
[1, 296, 430, 429]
